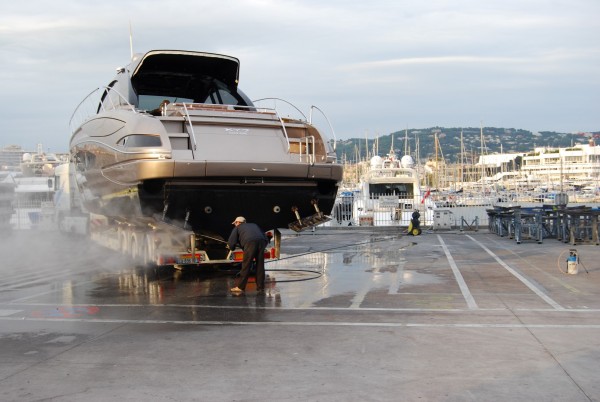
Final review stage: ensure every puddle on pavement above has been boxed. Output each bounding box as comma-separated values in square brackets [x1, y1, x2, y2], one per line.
[45, 235, 443, 308]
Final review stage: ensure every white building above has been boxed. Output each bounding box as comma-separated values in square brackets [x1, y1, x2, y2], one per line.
[476, 142, 600, 189]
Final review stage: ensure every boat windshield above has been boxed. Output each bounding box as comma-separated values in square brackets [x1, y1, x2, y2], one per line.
[137, 79, 252, 111]
[131, 51, 253, 109]
[138, 95, 193, 111]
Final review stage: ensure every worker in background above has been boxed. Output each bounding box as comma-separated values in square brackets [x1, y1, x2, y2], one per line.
[227, 216, 268, 295]
[411, 209, 420, 228]
[408, 209, 421, 235]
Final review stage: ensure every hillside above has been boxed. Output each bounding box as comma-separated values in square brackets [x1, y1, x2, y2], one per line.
[335, 127, 600, 164]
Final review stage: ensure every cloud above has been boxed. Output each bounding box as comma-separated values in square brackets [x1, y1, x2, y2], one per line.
[0, 0, 598, 151]
[343, 56, 522, 70]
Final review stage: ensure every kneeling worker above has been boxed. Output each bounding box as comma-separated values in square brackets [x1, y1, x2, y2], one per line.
[228, 216, 269, 294]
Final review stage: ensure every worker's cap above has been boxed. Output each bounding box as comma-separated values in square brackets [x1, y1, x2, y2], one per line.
[232, 216, 246, 224]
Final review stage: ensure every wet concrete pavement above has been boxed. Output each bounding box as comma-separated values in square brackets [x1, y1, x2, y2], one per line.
[1, 228, 600, 401]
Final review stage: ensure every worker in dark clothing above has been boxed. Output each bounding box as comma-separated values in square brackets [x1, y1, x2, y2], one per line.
[409, 209, 421, 235]
[411, 209, 420, 229]
[227, 216, 268, 294]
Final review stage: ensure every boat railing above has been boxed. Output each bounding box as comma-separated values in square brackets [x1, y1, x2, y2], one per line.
[253, 98, 336, 160]
[253, 98, 308, 154]
[367, 168, 416, 179]
[69, 86, 136, 134]
[275, 113, 292, 153]
[253, 98, 308, 121]
[180, 103, 198, 158]
[168, 101, 323, 162]
[309, 105, 337, 151]
[166, 101, 293, 154]
[168, 103, 266, 114]
[303, 136, 316, 164]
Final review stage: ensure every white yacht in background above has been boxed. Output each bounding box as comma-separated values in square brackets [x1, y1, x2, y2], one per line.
[9, 173, 56, 230]
[0, 172, 15, 232]
[352, 147, 432, 226]
[20, 145, 65, 177]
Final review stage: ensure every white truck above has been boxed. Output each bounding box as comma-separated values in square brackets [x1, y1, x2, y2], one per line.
[54, 163, 280, 267]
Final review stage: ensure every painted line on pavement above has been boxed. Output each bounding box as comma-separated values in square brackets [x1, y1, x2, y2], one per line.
[2, 316, 600, 329]
[0, 309, 23, 316]
[438, 235, 478, 309]
[388, 256, 406, 295]
[350, 260, 381, 308]
[466, 235, 564, 310]
[7, 302, 600, 313]
[0, 268, 80, 291]
[7, 279, 98, 304]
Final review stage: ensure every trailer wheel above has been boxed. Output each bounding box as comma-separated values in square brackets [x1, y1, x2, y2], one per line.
[119, 230, 128, 254]
[142, 235, 155, 267]
[130, 234, 140, 262]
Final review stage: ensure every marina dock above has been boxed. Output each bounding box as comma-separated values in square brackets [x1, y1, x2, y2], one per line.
[1, 228, 600, 400]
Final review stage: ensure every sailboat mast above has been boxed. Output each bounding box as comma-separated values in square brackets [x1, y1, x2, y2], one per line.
[460, 129, 464, 186]
[480, 122, 485, 190]
[434, 132, 439, 190]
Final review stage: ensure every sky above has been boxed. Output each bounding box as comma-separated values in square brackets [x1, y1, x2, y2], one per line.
[1, 0, 599, 152]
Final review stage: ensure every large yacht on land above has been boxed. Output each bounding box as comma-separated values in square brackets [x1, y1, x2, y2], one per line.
[69, 49, 342, 240]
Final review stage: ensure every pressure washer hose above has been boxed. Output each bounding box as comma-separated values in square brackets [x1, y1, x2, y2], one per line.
[556, 249, 570, 274]
[263, 234, 404, 283]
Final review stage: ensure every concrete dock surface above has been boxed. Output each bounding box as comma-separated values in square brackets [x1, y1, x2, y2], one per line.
[1, 228, 600, 401]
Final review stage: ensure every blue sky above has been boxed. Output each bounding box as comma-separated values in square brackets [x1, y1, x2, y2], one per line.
[1, 0, 599, 152]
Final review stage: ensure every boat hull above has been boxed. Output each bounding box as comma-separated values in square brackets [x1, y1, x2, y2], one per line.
[70, 114, 341, 239]
[71, 146, 340, 239]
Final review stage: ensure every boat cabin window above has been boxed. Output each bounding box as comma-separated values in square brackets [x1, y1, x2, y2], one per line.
[117, 134, 162, 148]
[14, 190, 53, 204]
[369, 183, 414, 197]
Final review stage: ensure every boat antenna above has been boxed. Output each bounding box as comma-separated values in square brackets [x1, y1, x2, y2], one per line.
[364, 130, 369, 160]
[480, 121, 486, 192]
[373, 134, 378, 156]
[460, 129, 464, 185]
[129, 21, 134, 59]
